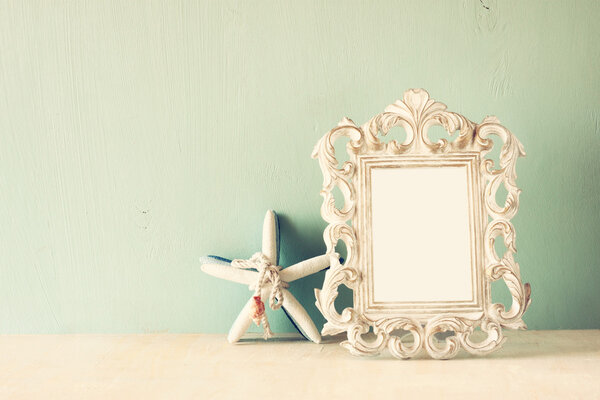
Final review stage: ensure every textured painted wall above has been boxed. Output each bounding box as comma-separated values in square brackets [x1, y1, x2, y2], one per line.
[1, 1, 598, 334]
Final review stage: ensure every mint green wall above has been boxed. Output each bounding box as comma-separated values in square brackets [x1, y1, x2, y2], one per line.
[1, 1, 598, 333]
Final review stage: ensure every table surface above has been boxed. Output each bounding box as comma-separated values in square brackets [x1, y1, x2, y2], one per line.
[1, 330, 598, 399]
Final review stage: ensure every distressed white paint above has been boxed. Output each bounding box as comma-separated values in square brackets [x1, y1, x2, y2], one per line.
[313, 89, 529, 359]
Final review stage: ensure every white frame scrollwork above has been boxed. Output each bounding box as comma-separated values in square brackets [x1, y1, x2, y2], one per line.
[312, 89, 531, 359]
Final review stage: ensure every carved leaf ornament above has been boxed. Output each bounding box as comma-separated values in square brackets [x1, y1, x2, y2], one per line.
[312, 89, 531, 359]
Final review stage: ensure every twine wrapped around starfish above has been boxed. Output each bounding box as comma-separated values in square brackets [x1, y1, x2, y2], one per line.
[200, 210, 331, 343]
[231, 252, 290, 339]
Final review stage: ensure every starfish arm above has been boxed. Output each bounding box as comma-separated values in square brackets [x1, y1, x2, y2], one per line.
[227, 287, 271, 343]
[262, 210, 279, 265]
[279, 254, 330, 282]
[200, 263, 258, 286]
[227, 297, 255, 343]
[281, 288, 321, 344]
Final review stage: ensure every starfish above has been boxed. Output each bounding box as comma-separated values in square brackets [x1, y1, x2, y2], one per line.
[200, 210, 330, 344]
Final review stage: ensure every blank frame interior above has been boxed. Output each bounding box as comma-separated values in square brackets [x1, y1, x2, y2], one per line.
[371, 165, 473, 303]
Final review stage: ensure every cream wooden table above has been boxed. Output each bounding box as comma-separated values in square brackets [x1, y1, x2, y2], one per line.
[1, 330, 598, 399]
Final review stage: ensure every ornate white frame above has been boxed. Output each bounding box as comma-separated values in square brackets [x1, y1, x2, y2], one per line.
[312, 89, 531, 359]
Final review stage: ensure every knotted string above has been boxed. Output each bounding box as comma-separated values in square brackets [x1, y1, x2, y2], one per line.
[231, 252, 289, 339]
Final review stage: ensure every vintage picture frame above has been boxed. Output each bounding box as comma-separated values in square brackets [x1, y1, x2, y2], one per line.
[312, 89, 531, 359]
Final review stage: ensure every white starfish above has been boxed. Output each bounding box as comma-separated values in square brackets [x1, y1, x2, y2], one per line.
[200, 210, 330, 344]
